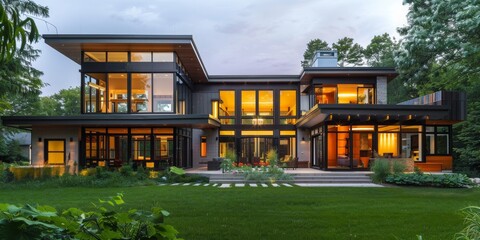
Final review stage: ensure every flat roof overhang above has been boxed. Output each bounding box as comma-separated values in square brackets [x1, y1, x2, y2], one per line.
[300, 67, 398, 85]
[208, 75, 300, 83]
[2, 114, 220, 130]
[43, 34, 209, 83]
[296, 104, 457, 128]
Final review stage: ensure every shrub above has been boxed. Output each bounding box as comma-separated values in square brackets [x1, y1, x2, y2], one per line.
[386, 173, 474, 188]
[220, 158, 234, 173]
[455, 206, 480, 240]
[119, 164, 134, 177]
[392, 160, 407, 175]
[371, 159, 391, 183]
[266, 149, 279, 166]
[0, 194, 181, 239]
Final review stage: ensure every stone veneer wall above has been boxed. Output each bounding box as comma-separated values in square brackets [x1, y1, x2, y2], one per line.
[376, 76, 388, 104]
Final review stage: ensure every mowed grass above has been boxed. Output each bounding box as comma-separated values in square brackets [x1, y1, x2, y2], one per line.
[0, 185, 479, 240]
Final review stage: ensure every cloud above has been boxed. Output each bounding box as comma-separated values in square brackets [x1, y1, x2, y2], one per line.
[111, 6, 159, 24]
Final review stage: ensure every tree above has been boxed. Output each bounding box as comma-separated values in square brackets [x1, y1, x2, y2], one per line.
[301, 38, 330, 67]
[332, 37, 364, 67]
[51, 87, 81, 116]
[35, 87, 81, 116]
[0, 0, 48, 63]
[397, 0, 480, 176]
[364, 33, 396, 67]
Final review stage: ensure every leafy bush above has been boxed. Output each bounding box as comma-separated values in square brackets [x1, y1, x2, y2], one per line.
[371, 159, 391, 183]
[0, 194, 181, 239]
[220, 158, 234, 173]
[385, 173, 474, 188]
[266, 149, 279, 166]
[119, 164, 134, 177]
[0, 164, 14, 183]
[243, 166, 293, 183]
[455, 206, 480, 240]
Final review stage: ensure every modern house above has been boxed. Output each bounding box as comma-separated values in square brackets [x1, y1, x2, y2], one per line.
[2, 35, 466, 172]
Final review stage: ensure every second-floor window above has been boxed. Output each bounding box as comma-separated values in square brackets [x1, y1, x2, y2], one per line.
[314, 84, 375, 105]
[241, 90, 274, 125]
[84, 73, 175, 114]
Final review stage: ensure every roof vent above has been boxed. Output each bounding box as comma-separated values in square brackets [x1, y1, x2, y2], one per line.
[310, 49, 338, 67]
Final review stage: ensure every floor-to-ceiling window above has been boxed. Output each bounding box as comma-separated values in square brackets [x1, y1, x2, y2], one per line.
[279, 90, 297, 125]
[84, 127, 179, 169]
[219, 90, 235, 125]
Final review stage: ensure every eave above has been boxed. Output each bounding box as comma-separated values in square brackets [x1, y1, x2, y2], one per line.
[2, 114, 220, 130]
[296, 104, 456, 129]
[43, 34, 209, 83]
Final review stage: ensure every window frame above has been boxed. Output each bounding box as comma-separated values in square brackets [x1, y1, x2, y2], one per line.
[44, 139, 66, 165]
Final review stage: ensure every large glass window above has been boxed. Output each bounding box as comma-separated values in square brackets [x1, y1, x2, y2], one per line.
[131, 52, 152, 62]
[241, 90, 256, 116]
[401, 125, 422, 161]
[258, 90, 273, 116]
[107, 52, 128, 62]
[241, 90, 274, 125]
[280, 90, 297, 125]
[314, 84, 375, 104]
[315, 86, 337, 104]
[84, 73, 106, 113]
[219, 91, 235, 116]
[426, 126, 450, 155]
[84, 52, 106, 62]
[153, 73, 174, 112]
[131, 73, 152, 112]
[153, 52, 174, 62]
[108, 73, 128, 113]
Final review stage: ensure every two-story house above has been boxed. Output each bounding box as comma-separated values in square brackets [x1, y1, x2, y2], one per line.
[2, 35, 465, 172]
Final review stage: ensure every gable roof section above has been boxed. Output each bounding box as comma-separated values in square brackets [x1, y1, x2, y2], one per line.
[43, 34, 209, 83]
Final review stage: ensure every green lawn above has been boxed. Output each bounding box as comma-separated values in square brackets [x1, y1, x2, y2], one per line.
[0, 185, 479, 240]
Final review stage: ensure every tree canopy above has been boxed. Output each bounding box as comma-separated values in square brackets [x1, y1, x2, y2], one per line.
[397, 0, 480, 175]
[0, 0, 48, 63]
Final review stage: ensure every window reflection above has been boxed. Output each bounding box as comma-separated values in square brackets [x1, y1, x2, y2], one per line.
[84, 73, 106, 113]
[131, 52, 152, 62]
[108, 73, 128, 113]
[131, 74, 152, 112]
[84, 52, 106, 62]
[153, 73, 174, 112]
[219, 91, 235, 116]
[153, 52, 174, 62]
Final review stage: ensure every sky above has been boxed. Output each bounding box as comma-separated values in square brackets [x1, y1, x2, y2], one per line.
[31, 0, 409, 95]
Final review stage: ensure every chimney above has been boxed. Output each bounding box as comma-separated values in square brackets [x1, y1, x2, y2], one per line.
[310, 49, 338, 67]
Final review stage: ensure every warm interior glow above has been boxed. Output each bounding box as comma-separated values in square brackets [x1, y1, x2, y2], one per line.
[200, 136, 207, 157]
[280, 130, 296, 136]
[241, 130, 273, 136]
[280, 90, 296, 116]
[241, 90, 256, 116]
[351, 126, 374, 131]
[220, 130, 235, 136]
[378, 133, 398, 157]
[219, 91, 235, 116]
[107, 52, 128, 62]
[211, 101, 218, 118]
[47, 140, 64, 164]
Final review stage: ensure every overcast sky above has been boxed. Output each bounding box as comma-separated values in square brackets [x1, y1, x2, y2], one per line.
[32, 0, 409, 95]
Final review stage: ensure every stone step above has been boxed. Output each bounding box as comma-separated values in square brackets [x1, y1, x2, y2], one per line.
[293, 175, 370, 179]
[293, 179, 372, 184]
